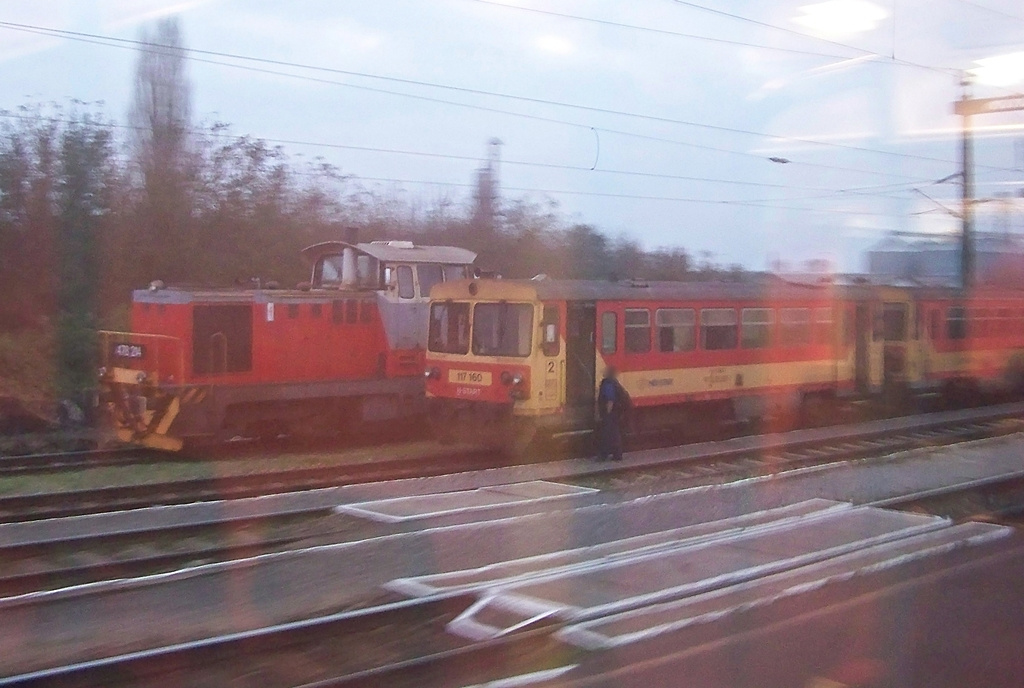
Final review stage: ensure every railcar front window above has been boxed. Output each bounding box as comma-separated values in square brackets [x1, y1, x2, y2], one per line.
[428, 302, 470, 354]
[472, 303, 533, 357]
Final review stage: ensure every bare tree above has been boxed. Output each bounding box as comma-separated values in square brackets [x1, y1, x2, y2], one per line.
[128, 17, 194, 280]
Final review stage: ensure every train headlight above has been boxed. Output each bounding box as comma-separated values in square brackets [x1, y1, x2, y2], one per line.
[424, 367, 441, 380]
[500, 371, 513, 386]
[511, 373, 524, 386]
[136, 371, 148, 384]
[97, 367, 107, 379]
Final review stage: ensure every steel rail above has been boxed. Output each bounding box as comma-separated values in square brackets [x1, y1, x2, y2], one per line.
[0, 447, 489, 523]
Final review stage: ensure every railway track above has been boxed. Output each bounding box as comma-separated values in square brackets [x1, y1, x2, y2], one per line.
[876, 467, 1024, 524]
[8, 475, 1024, 687]
[2, 403, 1023, 603]
[4, 400, 1024, 525]
[0, 447, 160, 477]
[0, 508, 346, 599]
[571, 410, 1024, 493]
[0, 592, 571, 688]
[5, 405, 1024, 685]
[0, 446, 489, 522]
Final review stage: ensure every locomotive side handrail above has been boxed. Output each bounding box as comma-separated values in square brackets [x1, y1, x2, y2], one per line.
[99, 330, 186, 385]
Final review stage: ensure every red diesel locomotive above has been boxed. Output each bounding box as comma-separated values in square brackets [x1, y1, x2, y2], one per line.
[99, 240, 476, 449]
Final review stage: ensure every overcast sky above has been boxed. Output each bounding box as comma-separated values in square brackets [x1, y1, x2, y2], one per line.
[1, 0, 1023, 270]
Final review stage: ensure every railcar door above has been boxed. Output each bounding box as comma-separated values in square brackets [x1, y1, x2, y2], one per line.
[565, 302, 597, 423]
[854, 303, 871, 393]
[881, 301, 910, 389]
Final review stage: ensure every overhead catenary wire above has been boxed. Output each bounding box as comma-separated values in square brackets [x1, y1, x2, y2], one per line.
[0, 24, 949, 184]
[671, 0, 1024, 99]
[951, 0, 1024, 25]
[668, 0, 958, 76]
[0, 111, 913, 215]
[0, 19, 1013, 176]
[0, 110, 944, 200]
[462, 0, 861, 61]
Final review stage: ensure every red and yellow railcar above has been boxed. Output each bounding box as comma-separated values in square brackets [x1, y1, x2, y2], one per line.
[424, 277, 1024, 451]
[911, 288, 1024, 395]
[424, 277, 884, 449]
[99, 240, 476, 449]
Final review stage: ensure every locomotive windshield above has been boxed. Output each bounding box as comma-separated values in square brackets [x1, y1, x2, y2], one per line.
[318, 253, 379, 289]
[472, 302, 533, 357]
[428, 302, 470, 354]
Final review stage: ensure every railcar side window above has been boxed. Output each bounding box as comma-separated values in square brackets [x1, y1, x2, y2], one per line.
[929, 309, 939, 340]
[345, 299, 358, 324]
[814, 307, 833, 345]
[701, 308, 737, 350]
[418, 264, 444, 298]
[360, 301, 375, 324]
[601, 312, 617, 354]
[472, 303, 533, 357]
[624, 308, 651, 353]
[741, 308, 772, 349]
[397, 265, 415, 299]
[946, 306, 967, 340]
[656, 308, 695, 352]
[780, 308, 811, 346]
[881, 303, 908, 342]
[428, 302, 470, 354]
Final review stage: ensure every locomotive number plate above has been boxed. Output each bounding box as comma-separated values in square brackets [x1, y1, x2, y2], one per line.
[448, 369, 492, 386]
[111, 343, 146, 359]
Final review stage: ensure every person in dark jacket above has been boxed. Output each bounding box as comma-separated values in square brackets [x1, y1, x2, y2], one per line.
[596, 365, 629, 461]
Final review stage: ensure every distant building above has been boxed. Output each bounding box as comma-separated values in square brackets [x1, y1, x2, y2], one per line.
[867, 232, 1024, 287]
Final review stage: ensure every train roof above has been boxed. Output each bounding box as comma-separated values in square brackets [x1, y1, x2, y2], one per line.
[431, 276, 866, 303]
[300, 240, 476, 266]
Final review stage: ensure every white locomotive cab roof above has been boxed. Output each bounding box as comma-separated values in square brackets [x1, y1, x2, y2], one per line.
[301, 241, 476, 266]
